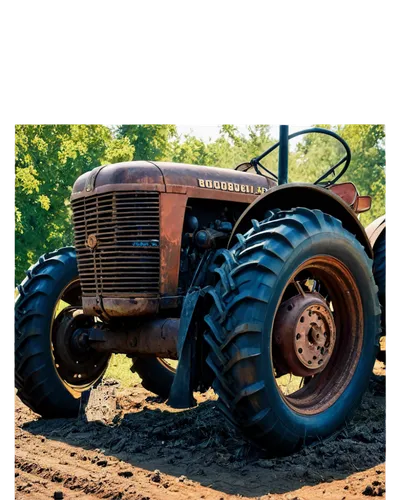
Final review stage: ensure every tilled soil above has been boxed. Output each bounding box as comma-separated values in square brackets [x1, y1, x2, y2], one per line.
[15, 365, 386, 500]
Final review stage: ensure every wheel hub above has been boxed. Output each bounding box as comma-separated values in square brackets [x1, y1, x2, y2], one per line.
[273, 292, 336, 377]
[52, 307, 109, 387]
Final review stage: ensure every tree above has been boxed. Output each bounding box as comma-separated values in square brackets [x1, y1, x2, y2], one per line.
[292, 125, 385, 224]
[15, 125, 134, 282]
[118, 125, 177, 161]
[338, 125, 385, 224]
[168, 125, 276, 172]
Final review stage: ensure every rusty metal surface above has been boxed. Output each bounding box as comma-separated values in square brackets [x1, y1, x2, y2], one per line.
[72, 161, 165, 197]
[158, 161, 275, 197]
[159, 192, 187, 297]
[366, 214, 386, 248]
[89, 318, 179, 358]
[273, 256, 363, 415]
[273, 292, 336, 378]
[329, 182, 358, 206]
[71, 161, 278, 317]
[329, 183, 372, 214]
[72, 191, 160, 309]
[228, 183, 373, 258]
[71, 161, 275, 201]
[82, 297, 159, 317]
[353, 195, 372, 214]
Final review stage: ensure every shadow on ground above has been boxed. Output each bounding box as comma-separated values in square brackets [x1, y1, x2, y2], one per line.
[22, 375, 385, 498]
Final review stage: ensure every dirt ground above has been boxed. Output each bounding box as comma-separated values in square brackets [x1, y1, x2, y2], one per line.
[15, 363, 386, 500]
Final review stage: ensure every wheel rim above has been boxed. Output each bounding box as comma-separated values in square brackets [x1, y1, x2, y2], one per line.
[158, 358, 178, 372]
[51, 279, 109, 398]
[272, 256, 363, 415]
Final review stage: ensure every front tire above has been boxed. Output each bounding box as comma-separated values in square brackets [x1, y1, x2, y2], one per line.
[205, 208, 380, 455]
[15, 247, 110, 418]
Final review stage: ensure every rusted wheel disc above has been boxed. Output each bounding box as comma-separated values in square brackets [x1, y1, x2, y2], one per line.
[272, 256, 363, 415]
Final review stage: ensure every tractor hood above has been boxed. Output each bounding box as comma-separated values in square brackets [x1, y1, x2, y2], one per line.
[71, 161, 276, 201]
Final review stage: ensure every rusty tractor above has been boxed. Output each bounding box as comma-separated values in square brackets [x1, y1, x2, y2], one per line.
[15, 126, 385, 456]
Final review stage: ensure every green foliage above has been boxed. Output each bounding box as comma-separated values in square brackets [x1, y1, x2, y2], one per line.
[339, 125, 385, 224]
[118, 125, 177, 161]
[15, 125, 133, 282]
[291, 125, 385, 224]
[104, 354, 140, 387]
[169, 125, 277, 173]
[15, 124, 385, 284]
[102, 137, 135, 164]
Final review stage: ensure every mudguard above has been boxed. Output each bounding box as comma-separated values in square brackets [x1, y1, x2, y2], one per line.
[228, 183, 373, 258]
[366, 215, 386, 249]
[167, 288, 200, 408]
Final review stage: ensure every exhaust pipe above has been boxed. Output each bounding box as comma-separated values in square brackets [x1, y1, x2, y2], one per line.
[87, 318, 179, 359]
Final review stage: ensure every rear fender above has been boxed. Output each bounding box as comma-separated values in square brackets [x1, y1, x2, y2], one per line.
[228, 183, 373, 258]
[365, 215, 386, 249]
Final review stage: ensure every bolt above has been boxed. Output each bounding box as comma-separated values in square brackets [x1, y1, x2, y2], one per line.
[298, 348, 303, 354]
[318, 359, 323, 365]
[296, 333, 301, 340]
[308, 361, 312, 365]
[313, 356, 317, 360]
[78, 374, 82, 379]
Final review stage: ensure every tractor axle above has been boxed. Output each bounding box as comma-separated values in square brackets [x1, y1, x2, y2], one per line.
[85, 318, 179, 359]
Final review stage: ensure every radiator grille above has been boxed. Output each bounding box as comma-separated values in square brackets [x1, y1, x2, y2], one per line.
[72, 191, 160, 297]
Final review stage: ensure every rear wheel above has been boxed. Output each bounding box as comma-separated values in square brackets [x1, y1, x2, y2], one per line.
[15, 247, 110, 418]
[373, 232, 385, 362]
[205, 208, 380, 455]
[131, 357, 176, 399]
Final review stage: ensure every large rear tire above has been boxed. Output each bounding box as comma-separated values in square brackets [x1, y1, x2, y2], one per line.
[15, 247, 110, 418]
[205, 208, 380, 455]
[131, 357, 176, 399]
[373, 231, 385, 362]
[373, 232, 385, 324]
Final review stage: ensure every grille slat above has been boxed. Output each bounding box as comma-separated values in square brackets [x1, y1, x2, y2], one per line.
[72, 191, 160, 298]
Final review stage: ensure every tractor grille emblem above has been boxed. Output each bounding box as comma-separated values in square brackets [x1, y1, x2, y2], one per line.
[86, 234, 98, 249]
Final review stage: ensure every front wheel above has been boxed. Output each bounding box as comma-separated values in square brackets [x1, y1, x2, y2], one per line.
[15, 247, 110, 418]
[205, 208, 380, 455]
